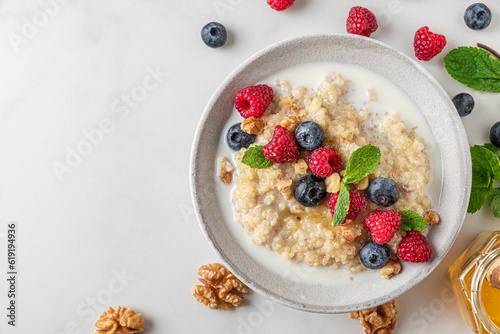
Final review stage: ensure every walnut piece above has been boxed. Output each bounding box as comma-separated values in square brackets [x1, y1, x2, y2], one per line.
[424, 210, 440, 225]
[94, 306, 145, 334]
[241, 117, 265, 135]
[378, 259, 401, 279]
[192, 263, 249, 310]
[276, 179, 293, 200]
[278, 96, 294, 110]
[355, 176, 369, 190]
[294, 159, 308, 175]
[366, 89, 378, 102]
[280, 115, 300, 133]
[325, 173, 341, 193]
[342, 225, 362, 243]
[219, 157, 234, 184]
[350, 300, 398, 334]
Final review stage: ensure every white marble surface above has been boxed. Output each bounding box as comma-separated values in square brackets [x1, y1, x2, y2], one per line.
[0, 0, 499, 333]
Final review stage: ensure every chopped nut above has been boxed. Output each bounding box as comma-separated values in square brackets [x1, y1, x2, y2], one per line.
[355, 176, 369, 190]
[276, 179, 293, 192]
[94, 306, 145, 334]
[297, 109, 307, 118]
[276, 179, 293, 200]
[378, 260, 401, 279]
[219, 157, 234, 184]
[367, 89, 377, 102]
[342, 225, 362, 243]
[280, 115, 300, 133]
[278, 96, 294, 110]
[423, 210, 440, 225]
[291, 104, 299, 112]
[339, 170, 346, 177]
[350, 300, 398, 334]
[294, 159, 308, 175]
[241, 117, 265, 135]
[325, 173, 341, 193]
[291, 204, 306, 213]
[192, 263, 249, 310]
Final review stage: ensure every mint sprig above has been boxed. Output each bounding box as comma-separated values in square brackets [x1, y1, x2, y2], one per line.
[332, 183, 350, 226]
[398, 210, 428, 232]
[471, 144, 500, 180]
[444, 47, 500, 92]
[488, 189, 500, 218]
[241, 146, 273, 169]
[332, 145, 381, 226]
[468, 145, 500, 216]
[342, 145, 381, 184]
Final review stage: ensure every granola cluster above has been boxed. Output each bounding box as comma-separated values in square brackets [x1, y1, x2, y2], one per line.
[192, 263, 249, 310]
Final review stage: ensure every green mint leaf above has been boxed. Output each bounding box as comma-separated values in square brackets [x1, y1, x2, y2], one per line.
[343, 144, 381, 184]
[444, 47, 500, 92]
[470, 145, 500, 181]
[484, 143, 500, 160]
[488, 188, 500, 218]
[398, 210, 428, 232]
[241, 146, 273, 169]
[332, 183, 350, 226]
[468, 165, 493, 214]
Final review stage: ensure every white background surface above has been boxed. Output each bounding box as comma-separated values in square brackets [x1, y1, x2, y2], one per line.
[0, 0, 499, 333]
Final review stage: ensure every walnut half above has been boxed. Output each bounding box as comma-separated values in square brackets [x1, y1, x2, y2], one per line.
[192, 263, 249, 310]
[424, 210, 440, 225]
[378, 259, 401, 280]
[350, 300, 398, 334]
[95, 306, 145, 334]
[241, 117, 265, 135]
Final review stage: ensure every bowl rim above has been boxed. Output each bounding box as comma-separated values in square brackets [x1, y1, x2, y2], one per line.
[190, 33, 471, 313]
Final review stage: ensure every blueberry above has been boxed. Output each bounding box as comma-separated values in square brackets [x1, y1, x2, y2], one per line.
[452, 93, 475, 117]
[227, 123, 256, 151]
[201, 22, 227, 48]
[359, 241, 391, 270]
[295, 121, 325, 151]
[490, 122, 500, 148]
[294, 175, 327, 207]
[367, 178, 400, 207]
[464, 3, 491, 30]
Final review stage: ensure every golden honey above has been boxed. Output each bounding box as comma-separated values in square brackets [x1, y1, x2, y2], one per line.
[450, 231, 500, 333]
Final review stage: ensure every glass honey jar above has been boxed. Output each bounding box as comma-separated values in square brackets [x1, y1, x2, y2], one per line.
[449, 231, 500, 333]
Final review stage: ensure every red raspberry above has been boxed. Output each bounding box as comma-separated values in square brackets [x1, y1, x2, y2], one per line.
[346, 6, 378, 37]
[235, 84, 274, 119]
[329, 190, 366, 223]
[413, 26, 447, 61]
[267, 0, 295, 11]
[262, 125, 299, 163]
[308, 147, 341, 178]
[397, 231, 432, 263]
[365, 210, 402, 245]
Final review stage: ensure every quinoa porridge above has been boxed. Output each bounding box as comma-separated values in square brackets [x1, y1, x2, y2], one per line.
[216, 62, 440, 280]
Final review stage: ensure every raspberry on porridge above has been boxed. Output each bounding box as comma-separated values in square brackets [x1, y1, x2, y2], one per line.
[230, 72, 432, 273]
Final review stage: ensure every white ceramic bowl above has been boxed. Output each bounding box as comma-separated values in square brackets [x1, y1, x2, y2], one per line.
[190, 34, 471, 313]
